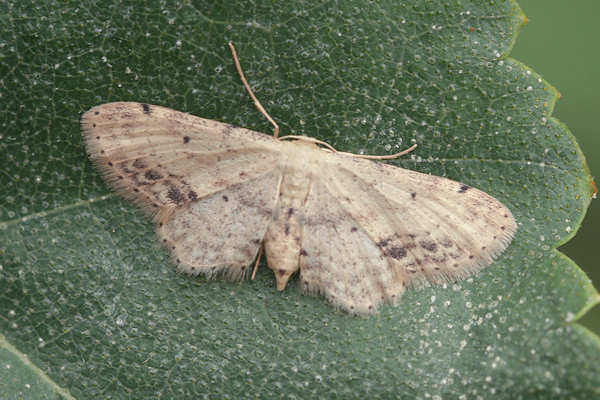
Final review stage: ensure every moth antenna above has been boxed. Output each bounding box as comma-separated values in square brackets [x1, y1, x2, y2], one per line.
[338, 143, 418, 160]
[228, 42, 280, 138]
[280, 135, 418, 160]
[229, 42, 417, 160]
[279, 135, 338, 152]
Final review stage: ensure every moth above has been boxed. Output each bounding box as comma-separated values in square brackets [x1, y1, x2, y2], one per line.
[81, 43, 516, 313]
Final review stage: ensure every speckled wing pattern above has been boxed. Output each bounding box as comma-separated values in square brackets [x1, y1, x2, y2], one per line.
[82, 101, 517, 314]
[299, 154, 517, 313]
[82, 102, 284, 279]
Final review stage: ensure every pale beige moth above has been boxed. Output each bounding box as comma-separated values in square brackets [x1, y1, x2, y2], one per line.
[81, 43, 517, 314]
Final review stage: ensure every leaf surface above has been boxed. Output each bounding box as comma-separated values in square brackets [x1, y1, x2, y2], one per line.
[1, 1, 598, 398]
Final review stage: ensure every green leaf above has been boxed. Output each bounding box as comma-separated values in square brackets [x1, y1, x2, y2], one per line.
[0, 334, 73, 400]
[1, 1, 598, 398]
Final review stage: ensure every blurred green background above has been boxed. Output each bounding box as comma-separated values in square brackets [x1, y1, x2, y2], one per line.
[511, 1, 599, 335]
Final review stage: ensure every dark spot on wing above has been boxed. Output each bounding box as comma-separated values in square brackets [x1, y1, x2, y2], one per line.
[144, 169, 163, 180]
[458, 184, 470, 193]
[431, 254, 448, 263]
[287, 207, 294, 218]
[284, 223, 290, 235]
[222, 124, 234, 136]
[132, 159, 146, 169]
[167, 186, 185, 204]
[188, 190, 198, 201]
[411, 192, 417, 200]
[388, 246, 407, 259]
[419, 240, 438, 252]
[351, 227, 358, 232]
[107, 161, 113, 167]
[183, 136, 190, 144]
[377, 238, 391, 247]
[141, 103, 151, 114]
[222, 195, 229, 202]
[300, 249, 308, 256]
[440, 238, 453, 248]
[119, 161, 132, 174]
